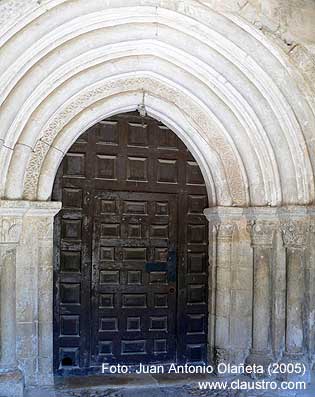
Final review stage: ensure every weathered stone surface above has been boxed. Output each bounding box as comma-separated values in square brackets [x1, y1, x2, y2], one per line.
[23, 371, 315, 397]
[0, 201, 61, 393]
[0, 1, 315, 395]
[0, 370, 24, 397]
[0, 1, 314, 206]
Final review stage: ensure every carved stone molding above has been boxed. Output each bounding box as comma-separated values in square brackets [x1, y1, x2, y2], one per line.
[0, 200, 61, 243]
[0, 0, 38, 32]
[281, 220, 308, 249]
[23, 76, 246, 204]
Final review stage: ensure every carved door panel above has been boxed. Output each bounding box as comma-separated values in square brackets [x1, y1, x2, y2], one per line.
[91, 191, 177, 364]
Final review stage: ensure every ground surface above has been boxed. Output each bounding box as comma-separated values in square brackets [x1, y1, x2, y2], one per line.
[24, 372, 315, 397]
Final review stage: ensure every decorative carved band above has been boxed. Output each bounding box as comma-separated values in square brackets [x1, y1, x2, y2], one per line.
[0, 201, 61, 244]
[0, 0, 38, 31]
[23, 76, 246, 204]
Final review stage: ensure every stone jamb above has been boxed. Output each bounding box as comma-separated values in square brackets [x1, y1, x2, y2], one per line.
[0, 200, 61, 394]
[0, 203, 27, 397]
[205, 207, 248, 366]
[204, 206, 315, 379]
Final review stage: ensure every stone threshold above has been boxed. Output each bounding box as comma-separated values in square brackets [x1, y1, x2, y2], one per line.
[24, 372, 315, 397]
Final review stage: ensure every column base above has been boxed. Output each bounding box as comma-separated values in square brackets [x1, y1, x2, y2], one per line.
[0, 369, 24, 397]
[245, 350, 273, 378]
[277, 353, 311, 383]
[214, 348, 232, 376]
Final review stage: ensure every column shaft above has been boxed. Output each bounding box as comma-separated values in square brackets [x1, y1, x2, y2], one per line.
[281, 220, 307, 358]
[247, 221, 275, 368]
[279, 218, 310, 382]
[215, 222, 234, 364]
[285, 247, 304, 355]
[252, 246, 271, 354]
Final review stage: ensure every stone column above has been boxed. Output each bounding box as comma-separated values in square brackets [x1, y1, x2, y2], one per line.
[246, 220, 275, 368]
[204, 207, 248, 366]
[280, 218, 310, 380]
[214, 221, 234, 365]
[0, 206, 25, 397]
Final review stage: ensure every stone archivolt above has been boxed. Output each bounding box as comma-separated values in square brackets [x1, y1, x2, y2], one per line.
[0, 1, 314, 206]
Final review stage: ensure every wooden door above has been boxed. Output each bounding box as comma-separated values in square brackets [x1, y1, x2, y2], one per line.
[53, 112, 209, 375]
[91, 191, 177, 365]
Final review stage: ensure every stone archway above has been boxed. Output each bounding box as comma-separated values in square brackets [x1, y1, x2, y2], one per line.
[1, 1, 315, 206]
[0, 1, 315, 396]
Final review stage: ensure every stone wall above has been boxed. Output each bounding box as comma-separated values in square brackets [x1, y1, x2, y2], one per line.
[0, 1, 314, 396]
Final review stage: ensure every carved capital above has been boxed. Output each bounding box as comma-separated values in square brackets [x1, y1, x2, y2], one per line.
[248, 221, 276, 247]
[217, 222, 234, 241]
[36, 218, 54, 241]
[214, 347, 231, 368]
[0, 217, 23, 244]
[281, 220, 308, 249]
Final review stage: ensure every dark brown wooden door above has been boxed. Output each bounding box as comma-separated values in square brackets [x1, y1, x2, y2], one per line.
[91, 191, 177, 365]
[53, 112, 209, 375]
